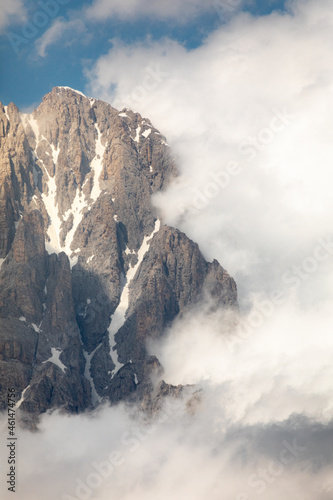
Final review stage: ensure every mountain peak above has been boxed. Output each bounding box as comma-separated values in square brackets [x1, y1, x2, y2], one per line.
[0, 89, 237, 426]
[54, 86, 88, 99]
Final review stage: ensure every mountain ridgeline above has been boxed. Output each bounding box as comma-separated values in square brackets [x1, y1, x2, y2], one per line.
[0, 87, 237, 424]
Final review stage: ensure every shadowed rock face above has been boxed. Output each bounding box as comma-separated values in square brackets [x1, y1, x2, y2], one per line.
[0, 87, 238, 421]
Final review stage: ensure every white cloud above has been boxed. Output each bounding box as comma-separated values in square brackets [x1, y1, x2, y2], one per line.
[1, 368, 332, 500]
[149, 297, 333, 425]
[0, 0, 26, 34]
[84, 0, 246, 23]
[32, 0, 249, 57]
[81, 4, 333, 496]
[35, 18, 86, 57]
[86, 0, 333, 307]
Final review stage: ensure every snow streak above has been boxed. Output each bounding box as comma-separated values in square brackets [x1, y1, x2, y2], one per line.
[108, 220, 161, 375]
[22, 112, 106, 265]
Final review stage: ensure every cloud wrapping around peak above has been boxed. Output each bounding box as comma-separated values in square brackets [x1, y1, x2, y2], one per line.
[86, 0, 333, 304]
[149, 297, 333, 425]
[1, 351, 332, 500]
[81, 6, 333, 496]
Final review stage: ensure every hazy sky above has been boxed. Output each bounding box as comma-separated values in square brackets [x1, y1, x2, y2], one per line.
[1, 1, 333, 499]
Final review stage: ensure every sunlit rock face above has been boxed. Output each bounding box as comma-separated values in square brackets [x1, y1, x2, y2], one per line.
[0, 87, 237, 422]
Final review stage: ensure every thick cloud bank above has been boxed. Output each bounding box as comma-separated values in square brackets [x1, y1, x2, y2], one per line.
[1, 311, 333, 500]
[86, 0, 333, 306]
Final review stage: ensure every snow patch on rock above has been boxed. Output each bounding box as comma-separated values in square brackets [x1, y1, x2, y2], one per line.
[83, 346, 102, 406]
[142, 128, 151, 138]
[90, 123, 106, 202]
[134, 125, 141, 143]
[16, 385, 31, 409]
[43, 348, 67, 373]
[57, 86, 87, 98]
[4, 106, 9, 121]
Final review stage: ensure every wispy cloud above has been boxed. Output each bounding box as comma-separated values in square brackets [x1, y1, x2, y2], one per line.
[84, 0, 246, 23]
[31, 0, 248, 59]
[35, 17, 86, 57]
[0, 0, 26, 34]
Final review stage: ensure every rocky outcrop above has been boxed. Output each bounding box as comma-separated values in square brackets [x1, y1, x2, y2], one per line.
[0, 87, 237, 422]
[0, 210, 90, 417]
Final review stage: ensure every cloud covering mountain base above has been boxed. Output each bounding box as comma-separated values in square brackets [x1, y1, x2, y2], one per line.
[1, 292, 332, 500]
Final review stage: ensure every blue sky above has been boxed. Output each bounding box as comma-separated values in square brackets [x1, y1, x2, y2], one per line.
[0, 0, 287, 109]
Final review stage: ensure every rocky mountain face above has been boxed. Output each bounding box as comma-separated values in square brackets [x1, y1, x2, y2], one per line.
[0, 87, 237, 423]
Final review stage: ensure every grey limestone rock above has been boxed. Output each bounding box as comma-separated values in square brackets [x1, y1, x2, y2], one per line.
[0, 87, 238, 424]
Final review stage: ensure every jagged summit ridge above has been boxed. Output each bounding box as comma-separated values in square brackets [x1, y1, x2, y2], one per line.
[0, 88, 237, 422]
[56, 86, 88, 98]
[14, 86, 173, 261]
